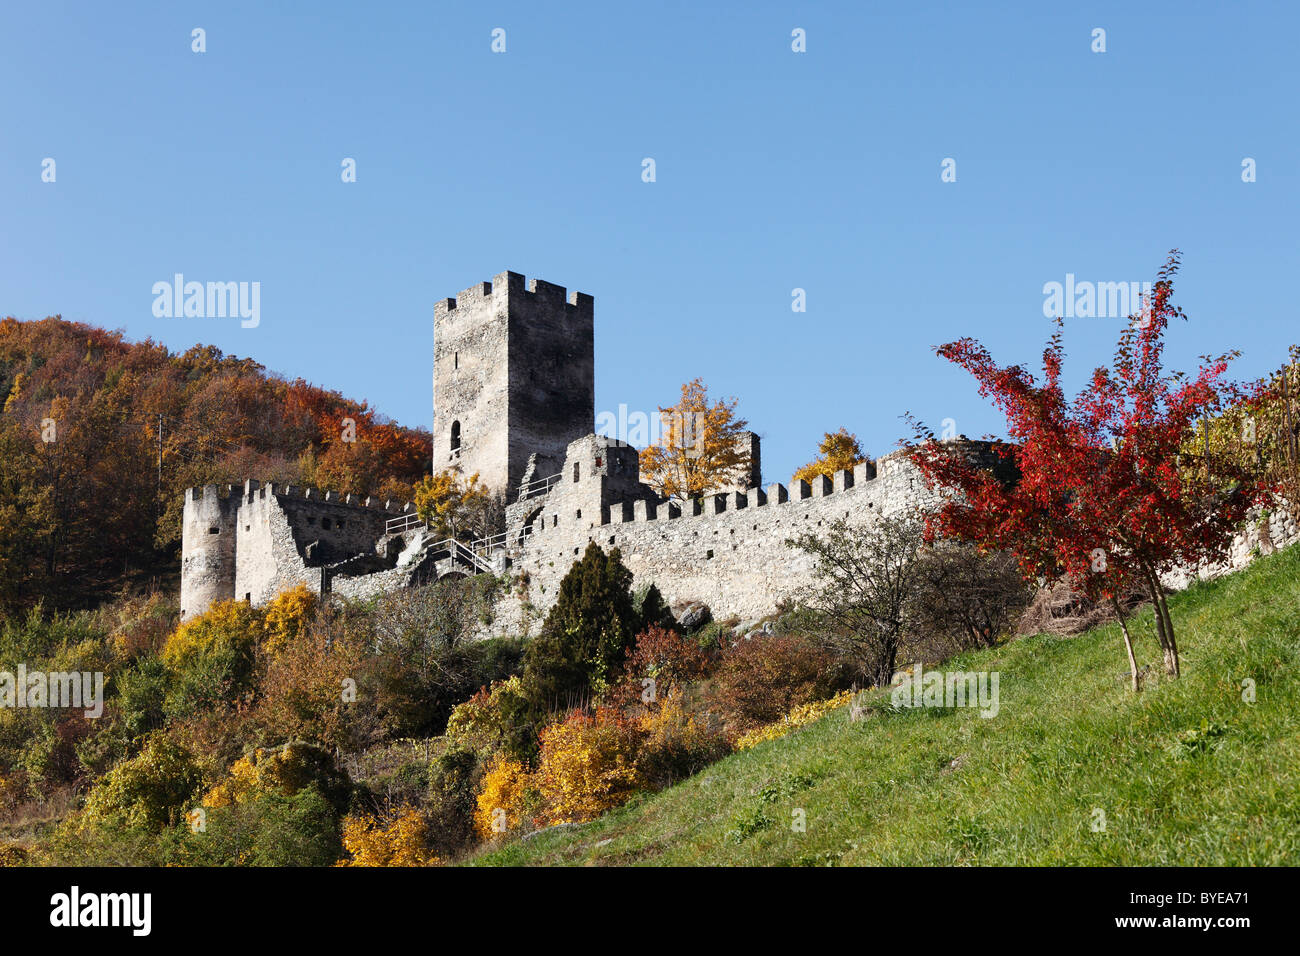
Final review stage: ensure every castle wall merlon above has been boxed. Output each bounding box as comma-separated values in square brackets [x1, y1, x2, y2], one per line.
[496, 271, 527, 296]
[190, 482, 237, 503]
[526, 277, 567, 302]
[436, 281, 495, 316]
[853, 459, 878, 483]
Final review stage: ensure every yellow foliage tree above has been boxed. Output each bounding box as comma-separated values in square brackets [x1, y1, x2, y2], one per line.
[473, 753, 534, 839]
[638, 378, 750, 501]
[161, 598, 262, 674]
[201, 742, 348, 812]
[338, 808, 440, 866]
[413, 468, 492, 539]
[261, 584, 317, 655]
[534, 709, 643, 825]
[792, 427, 868, 484]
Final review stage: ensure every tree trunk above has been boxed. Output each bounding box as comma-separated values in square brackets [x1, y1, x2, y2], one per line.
[1141, 562, 1179, 678]
[1157, 588, 1180, 678]
[1110, 595, 1141, 693]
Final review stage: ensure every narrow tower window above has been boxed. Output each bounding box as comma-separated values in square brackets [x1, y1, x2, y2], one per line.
[451, 420, 461, 456]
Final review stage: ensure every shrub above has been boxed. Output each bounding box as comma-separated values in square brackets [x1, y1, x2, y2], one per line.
[261, 584, 318, 655]
[254, 612, 366, 752]
[80, 734, 203, 831]
[101, 591, 177, 661]
[186, 787, 343, 867]
[361, 584, 520, 737]
[161, 599, 263, 718]
[202, 741, 352, 818]
[734, 689, 856, 750]
[338, 807, 440, 866]
[907, 544, 1032, 659]
[522, 543, 639, 711]
[423, 745, 482, 858]
[474, 753, 536, 839]
[444, 675, 536, 762]
[534, 707, 643, 825]
[706, 634, 846, 737]
[636, 690, 730, 789]
[115, 656, 168, 740]
[609, 625, 714, 708]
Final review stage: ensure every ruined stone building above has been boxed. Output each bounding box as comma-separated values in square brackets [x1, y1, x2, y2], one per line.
[176, 272, 1021, 630]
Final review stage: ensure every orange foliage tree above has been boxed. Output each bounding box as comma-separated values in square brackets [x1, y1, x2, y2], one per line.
[638, 378, 750, 501]
[0, 316, 431, 612]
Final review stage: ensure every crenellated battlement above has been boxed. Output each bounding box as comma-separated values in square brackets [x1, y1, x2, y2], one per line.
[494, 438, 1013, 633]
[521, 441, 1000, 538]
[186, 480, 413, 515]
[434, 271, 593, 320]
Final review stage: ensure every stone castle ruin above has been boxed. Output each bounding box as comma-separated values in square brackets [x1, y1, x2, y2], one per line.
[177, 271, 1023, 629]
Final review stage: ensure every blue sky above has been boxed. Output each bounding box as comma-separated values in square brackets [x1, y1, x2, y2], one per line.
[2, 1, 1296, 483]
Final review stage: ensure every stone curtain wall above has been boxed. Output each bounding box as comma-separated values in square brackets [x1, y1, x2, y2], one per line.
[485, 443, 1005, 636]
[182, 444, 1297, 632]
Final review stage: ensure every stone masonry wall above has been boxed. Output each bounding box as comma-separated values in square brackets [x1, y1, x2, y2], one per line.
[1162, 502, 1300, 590]
[433, 272, 594, 496]
[483, 441, 1010, 637]
[181, 479, 417, 619]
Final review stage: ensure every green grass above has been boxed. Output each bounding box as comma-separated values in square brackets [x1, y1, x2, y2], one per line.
[469, 544, 1300, 866]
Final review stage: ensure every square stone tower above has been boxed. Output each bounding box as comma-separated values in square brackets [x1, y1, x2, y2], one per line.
[433, 271, 595, 495]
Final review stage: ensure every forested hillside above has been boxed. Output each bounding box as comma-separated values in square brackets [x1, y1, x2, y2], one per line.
[0, 316, 430, 613]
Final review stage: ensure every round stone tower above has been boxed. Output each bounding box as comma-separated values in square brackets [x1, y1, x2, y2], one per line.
[179, 484, 239, 620]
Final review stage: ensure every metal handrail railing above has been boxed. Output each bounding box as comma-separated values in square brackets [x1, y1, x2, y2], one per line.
[469, 524, 534, 555]
[429, 537, 494, 575]
[385, 511, 425, 535]
[517, 471, 561, 501]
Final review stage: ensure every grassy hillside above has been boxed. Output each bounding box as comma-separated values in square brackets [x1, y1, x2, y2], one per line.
[471, 543, 1300, 866]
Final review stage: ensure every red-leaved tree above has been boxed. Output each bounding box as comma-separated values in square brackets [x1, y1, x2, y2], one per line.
[908, 252, 1267, 691]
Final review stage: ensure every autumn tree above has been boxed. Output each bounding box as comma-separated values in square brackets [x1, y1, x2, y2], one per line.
[788, 512, 926, 688]
[908, 252, 1267, 691]
[793, 426, 869, 484]
[638, 378, 751, 501]
[0, 316, 431, 612]
[412, 468, 499, 540]
[1190, 345, 1300, 528]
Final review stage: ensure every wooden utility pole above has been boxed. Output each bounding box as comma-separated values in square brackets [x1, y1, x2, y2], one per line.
[157, 413, 164, 519]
